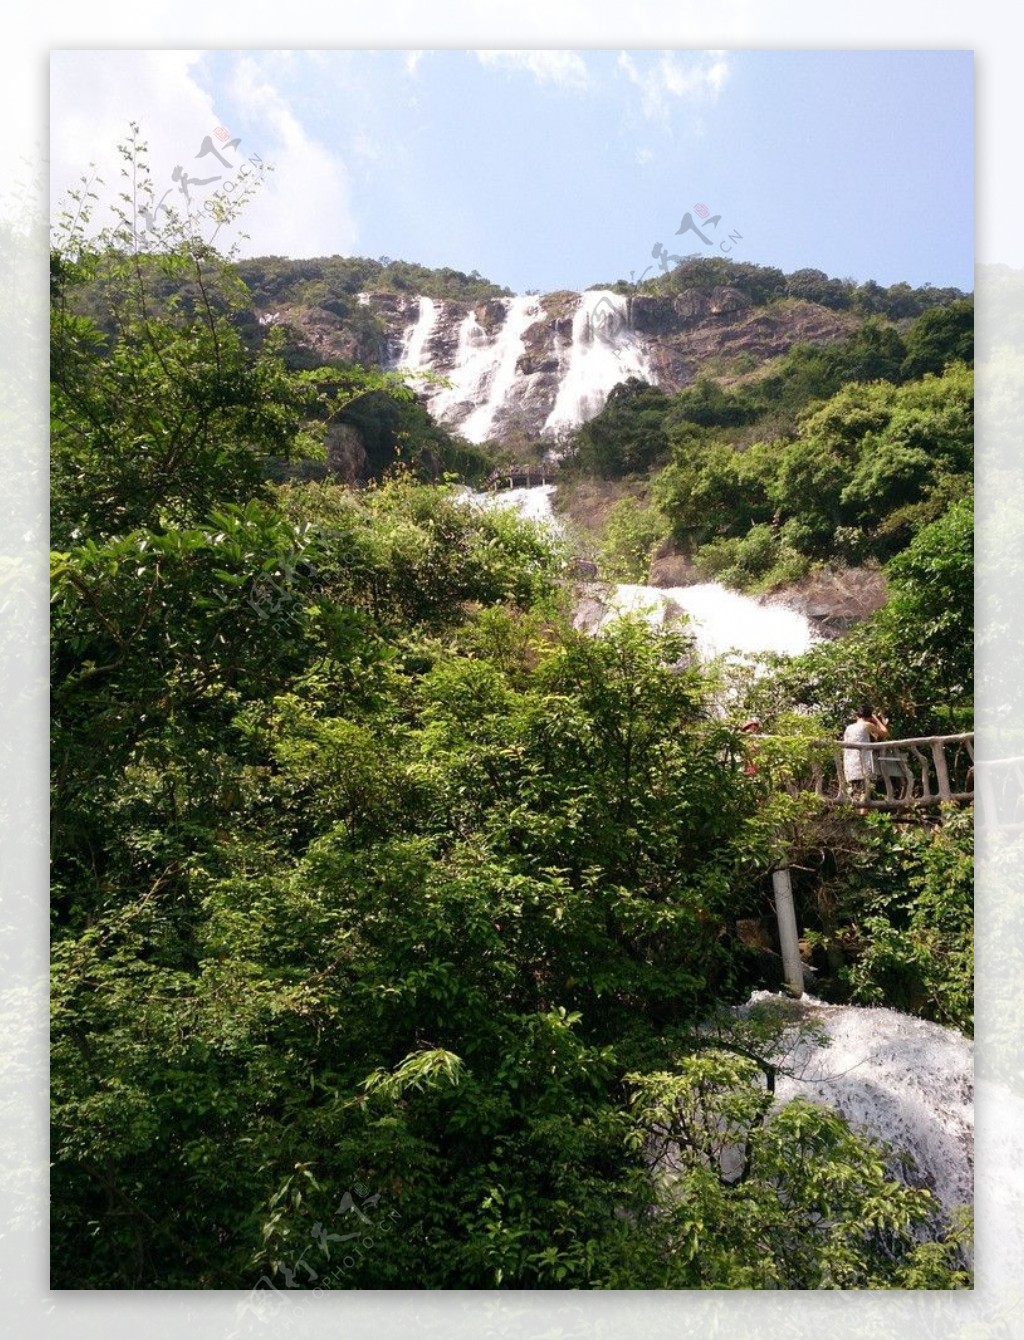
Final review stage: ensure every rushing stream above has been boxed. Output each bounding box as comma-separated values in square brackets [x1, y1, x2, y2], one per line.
[462, 483, 818, 661]
[738, 993, 973, 1218]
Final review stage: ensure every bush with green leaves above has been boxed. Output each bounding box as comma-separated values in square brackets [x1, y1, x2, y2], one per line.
[769, 495, 973, 739]
[598, 496, 665, 581]
[621, 1043, 970, 1288]
[838, 809, 974, 1034]
[564, 377, 670, 477]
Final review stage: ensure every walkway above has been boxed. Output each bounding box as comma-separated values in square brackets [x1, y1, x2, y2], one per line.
[813, 732, 974, 811]
[484, 468, 557, 491]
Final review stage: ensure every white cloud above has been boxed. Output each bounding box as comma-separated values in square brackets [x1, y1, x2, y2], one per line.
[48, 50, 357, 260]
[351, 131, 384, 163]
[225, 56, 356, 257]
[475, 49, 590, 90]
[404, 50, 424, 76]
[49, 50, 218, 227]
[617, 49, 730, 124]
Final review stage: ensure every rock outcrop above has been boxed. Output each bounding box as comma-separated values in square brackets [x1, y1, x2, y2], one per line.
[269, 286, 856, 444]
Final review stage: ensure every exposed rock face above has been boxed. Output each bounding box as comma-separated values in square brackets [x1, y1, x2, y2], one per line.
[325, 422, 368, 484]
[273, 304, 382, 367]
[768, 565, 889, 638]
[270, 285, 856, 444]
[647, 552, 702, 589]
[636, 291, 856, 391]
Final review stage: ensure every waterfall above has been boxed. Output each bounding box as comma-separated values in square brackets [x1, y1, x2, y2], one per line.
[457, 482, 566, 534]
[428, 309, 496, 427]
[383, 288, 657, 442]
[592, 582, 818, 661]
[543, 290, 655, 436]
[459, 294, 541, 443]
[461, 485, 817, 660]
[427, 295, 542, 443]
[738, 993, 973, 1219]
[398, 295, 439, 373]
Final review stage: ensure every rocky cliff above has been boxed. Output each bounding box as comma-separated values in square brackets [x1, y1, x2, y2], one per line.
[266, 285, 857, 444]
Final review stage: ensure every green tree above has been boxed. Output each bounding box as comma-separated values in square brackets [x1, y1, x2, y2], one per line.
[654, 429, 774, 550]
[624, 1048, 970, 1288]
[901, 299, 974, 379]
[838, 810, 974, 1032]
[50, 135, 973, 1293]
[598, 496, 665, 580]
[568, 377, 670, 477]
[51, 127, 426, 546]
[771, 495, 973, 737]
[768, 367, 973, 561]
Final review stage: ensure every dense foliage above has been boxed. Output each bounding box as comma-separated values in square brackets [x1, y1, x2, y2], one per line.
[563, 285, 972, 618]
[601, 255, 968, 321]
[234, 253, 512, 311]
[50, 139, 973, 1291]
[839, 809, 974, 1033]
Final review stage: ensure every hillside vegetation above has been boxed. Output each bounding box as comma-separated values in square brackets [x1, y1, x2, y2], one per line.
[49, 138, 973, 1290]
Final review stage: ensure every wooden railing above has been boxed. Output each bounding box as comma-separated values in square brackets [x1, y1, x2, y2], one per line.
[484, 468, 557, 492]
[810, 733, 974, 811]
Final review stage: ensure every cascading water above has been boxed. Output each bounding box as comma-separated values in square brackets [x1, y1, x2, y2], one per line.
[396, 295, 542, 444]
[459, 294, 542, 443]
[459, 482, 566, 532]
[391, 289, 657, 444]
[543, 290, 655, 436]
[738, 994, 973, 1220]
[427, 309, 496, 428]
[589, 582, 818, 661]
[399, 295, 440, 372]
[468, 484, 816, 660]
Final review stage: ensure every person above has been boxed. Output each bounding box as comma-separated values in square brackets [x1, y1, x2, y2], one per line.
[842, 702, 889, 809]
[739, 718, 761, 775]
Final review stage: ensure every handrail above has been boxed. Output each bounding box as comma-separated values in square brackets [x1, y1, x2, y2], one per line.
[806, 731, 974, 810]
[759, 730, 975, 1000]
[483, 469, 557, 492]
[811, 731, 974, 751]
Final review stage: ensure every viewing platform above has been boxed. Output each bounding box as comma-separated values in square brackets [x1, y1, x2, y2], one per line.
[811, 732, 974, 811]
[484, 468, 557, 491]
[766, 730, 975, 998]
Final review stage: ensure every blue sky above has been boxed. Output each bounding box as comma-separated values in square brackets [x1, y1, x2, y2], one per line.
[50, 47, 973, 295]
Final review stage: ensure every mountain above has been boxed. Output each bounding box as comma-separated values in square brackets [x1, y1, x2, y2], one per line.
[365, 286, 855, 443]
[235, 256, 967, 446]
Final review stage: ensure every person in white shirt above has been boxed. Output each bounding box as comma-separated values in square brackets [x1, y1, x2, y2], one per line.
[842, 702, 889, 809]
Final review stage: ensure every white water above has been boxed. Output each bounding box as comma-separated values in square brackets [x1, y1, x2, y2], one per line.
[462, 485, 816, 660]
[428, 309, 495, 426]
[543, 290, 655, 435]
[459, 294, 542, 443]
[593, 582, 818, 661]
[398, 295, 439, 373]
[395, 295, 543, 444]
[390, 288, 658, 442]
[455, 483, 566, 537]
[740, 994, 973, 1217]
